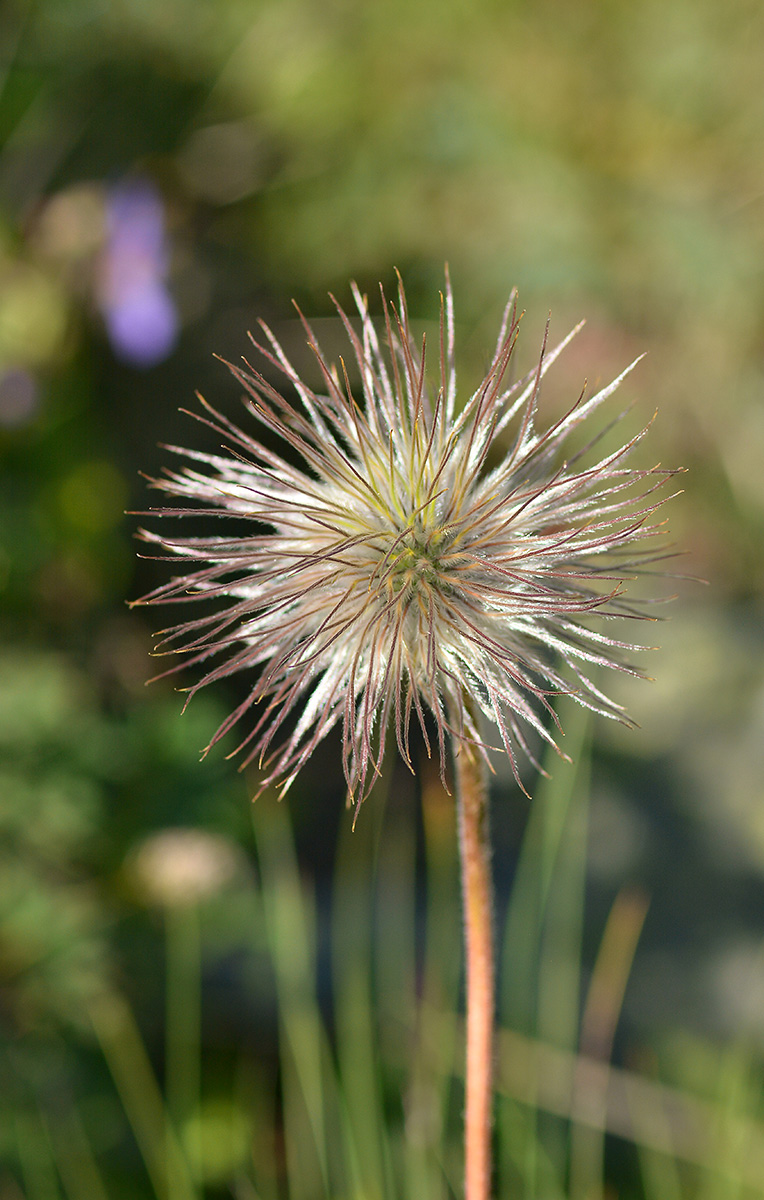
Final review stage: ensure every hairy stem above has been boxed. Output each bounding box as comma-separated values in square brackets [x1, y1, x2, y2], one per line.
[455, 738, 494, 1200]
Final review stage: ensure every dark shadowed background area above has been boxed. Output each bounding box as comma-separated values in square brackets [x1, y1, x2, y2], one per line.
[1, 1, 763, 1197]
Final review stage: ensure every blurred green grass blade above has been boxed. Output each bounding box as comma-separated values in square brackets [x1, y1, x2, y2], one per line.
[371, 776, 445, 1199]
[534, 713, 591, 1188]
[495, 1023, 764, 1196]
[371, 780, 418, 1192]
[239, 1054, 280, 1200]
[535, 735, 590, 1054]
[495, 1097, 567, 1200]
[374, 781, 418, 1051]
[332, 786, 395, 1200]
[333, 960, 390, 1199]
[624, 1052, 695, 1198]
[41, 1105, 110, 1200]
[568, 887, 649, 1200]
[697, 1045, 762, 1200]
[500, 695, 591, 1033]
[498, 695, 591, 1197]
[164, 903, 201, 1182]
[89, 990, 196, 1200]
[333, 766, 461, 1200]
[251, 797, 330, 1200]
[636, 1140, 685, 1200]
[14, 1111, 62, 1200]
[404, 767, 462, 1200]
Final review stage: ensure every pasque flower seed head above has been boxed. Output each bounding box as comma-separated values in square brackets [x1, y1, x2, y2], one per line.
[134, 273, 678, 811]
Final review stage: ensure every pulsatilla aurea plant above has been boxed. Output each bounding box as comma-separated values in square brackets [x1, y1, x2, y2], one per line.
[134, 276, 676, 801]
[134, 273, 679, 1200]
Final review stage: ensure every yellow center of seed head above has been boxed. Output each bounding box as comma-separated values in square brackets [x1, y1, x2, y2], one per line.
[385, 523, 456, 601]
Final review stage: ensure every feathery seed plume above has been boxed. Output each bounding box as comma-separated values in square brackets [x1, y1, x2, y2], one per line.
[134, 273, 677, 812]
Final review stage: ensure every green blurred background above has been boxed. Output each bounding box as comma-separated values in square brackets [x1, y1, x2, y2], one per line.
[1, 0, 764, 1196]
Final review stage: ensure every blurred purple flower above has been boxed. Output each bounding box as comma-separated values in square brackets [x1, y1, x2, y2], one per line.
[98, 181, 178, 367]
[0, 368, 39, 428]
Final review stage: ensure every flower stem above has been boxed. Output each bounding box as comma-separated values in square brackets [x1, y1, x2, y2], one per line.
[455, 739, 494, 1200]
